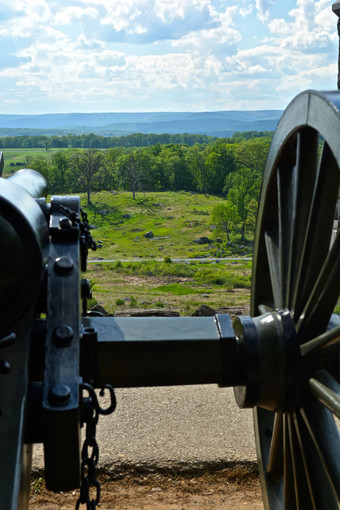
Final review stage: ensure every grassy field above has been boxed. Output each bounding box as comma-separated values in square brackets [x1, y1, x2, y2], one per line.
[81, 190, 253, 316]
[82, 190, 252, 260]
[86, 259, 251, 316]
[1, 148, 65, 175]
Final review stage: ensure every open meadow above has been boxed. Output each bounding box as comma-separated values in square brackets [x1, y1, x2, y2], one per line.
[81, 190, 252, 316]
[2, 147, 67, 175]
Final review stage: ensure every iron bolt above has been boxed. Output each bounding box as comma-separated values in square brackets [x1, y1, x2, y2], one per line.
[59, 218, 70, 229]
[53, 325, 74, 346]
[0, 360, 11, 375]
[54, 256, 74, 275]
[48, 384, 71, 406]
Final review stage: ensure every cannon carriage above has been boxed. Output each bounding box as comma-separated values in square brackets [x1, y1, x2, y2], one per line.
[3, 5, 340, 510]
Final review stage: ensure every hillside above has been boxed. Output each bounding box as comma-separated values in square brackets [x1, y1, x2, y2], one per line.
[81, 189, 252, 316]
[0, 110, 282, 137]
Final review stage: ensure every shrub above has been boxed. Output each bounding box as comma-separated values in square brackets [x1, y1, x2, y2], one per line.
[130, 296, 138, 307]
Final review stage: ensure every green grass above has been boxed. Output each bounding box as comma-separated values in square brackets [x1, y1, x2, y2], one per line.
[83, 190, 253, 260]
[86, 259, 252, 316]
[153, 283, 197, 295]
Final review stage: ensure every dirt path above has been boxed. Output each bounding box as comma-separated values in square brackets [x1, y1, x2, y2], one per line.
[30, 468, 264, 509]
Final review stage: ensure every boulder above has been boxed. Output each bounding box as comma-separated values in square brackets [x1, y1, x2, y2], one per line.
[89, 304, 113, 317]
[192, 304, 216, 316]
[193, 237, 212, 245]
[144, 231, 154, 238]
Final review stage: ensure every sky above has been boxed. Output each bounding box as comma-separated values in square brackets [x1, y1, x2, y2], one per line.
[0, 0, 339, 114]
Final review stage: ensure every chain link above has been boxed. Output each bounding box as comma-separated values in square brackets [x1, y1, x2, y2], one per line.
[59, 205, 97, 251]
[59, 205, 96, 271]
[76, 383, 116, 509]
[76, 406, 100, 509]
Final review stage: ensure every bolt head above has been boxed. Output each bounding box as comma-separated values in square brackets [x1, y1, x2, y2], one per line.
[54, 256, 74, 275]
[53, 325, 74, 346]
[0, 360, 11, 375]
[48, 384, 71, 406]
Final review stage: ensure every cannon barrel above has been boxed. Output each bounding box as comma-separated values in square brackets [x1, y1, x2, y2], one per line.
[0, 169, 48, 332]
[7, 168, 48, 199]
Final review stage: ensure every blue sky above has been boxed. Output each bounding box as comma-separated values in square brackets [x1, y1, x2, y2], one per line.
[0, 0, 338, 113]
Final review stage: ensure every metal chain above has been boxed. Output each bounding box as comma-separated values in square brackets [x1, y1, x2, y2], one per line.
[76, 397, 100, 510]
[76, 383, 116, 509]
[59, 205, 97, 251]
[59, 205, 97, 271]
[79, 208, 97, 252]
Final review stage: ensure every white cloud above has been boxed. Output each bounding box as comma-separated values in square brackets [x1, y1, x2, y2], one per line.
[0, 0, 51, 37]
[54, 6, 99, 25]
[0, 0, 338, 113]
[268, 0, 336, 50]
[255, 0, 275, 21]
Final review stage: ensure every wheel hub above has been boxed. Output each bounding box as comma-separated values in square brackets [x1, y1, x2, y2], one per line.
[233, 310, 301, 412]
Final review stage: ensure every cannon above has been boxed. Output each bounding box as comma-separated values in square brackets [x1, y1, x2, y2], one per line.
[3, 9, 340, 510]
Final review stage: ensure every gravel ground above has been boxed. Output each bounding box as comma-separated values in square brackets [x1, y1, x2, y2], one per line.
[32, 385, 257, 475]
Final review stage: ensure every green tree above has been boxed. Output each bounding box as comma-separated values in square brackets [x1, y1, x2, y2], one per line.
[186, 144, 207, 194]
[235, 138, 271, 174]
[158, 145, 194, 191]
[116, 150, 151, 199]
[71, 149, 103, 204]
[209, 202, 240, 241]
[225, 167, 261, 241]
[29, 155, 51, 185]
[204, 143, 236, 194]
[49, 152, 71, 194]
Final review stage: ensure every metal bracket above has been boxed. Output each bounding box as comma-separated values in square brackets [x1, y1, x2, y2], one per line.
[42, 196, 81, 491]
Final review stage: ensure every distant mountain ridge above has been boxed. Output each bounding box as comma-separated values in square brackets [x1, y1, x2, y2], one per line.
[0, 110, 283, 137]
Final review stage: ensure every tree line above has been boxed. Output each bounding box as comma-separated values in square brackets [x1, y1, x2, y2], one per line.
[0, 130, 272, 149]
[26, 136, 271, 240]
[0, 132, 214, 149]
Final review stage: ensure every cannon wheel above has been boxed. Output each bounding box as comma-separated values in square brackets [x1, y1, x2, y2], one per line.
[251, 90, 340, 509]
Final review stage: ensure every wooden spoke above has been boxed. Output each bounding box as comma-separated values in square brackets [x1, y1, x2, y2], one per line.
[283, 415, 297, 509]
[301, 325, 340, 359]
[264, 230, 282, 309]
[292, 142, 339, 321]
[267, 413, 284, 477]
[258, 303, 275, 314]
[293, 411, 338, 509]
[301, 400, 340, 499]
[277, 164, 296, 309]
[285, 128, 319, 312]
[297, 231, 340, 342]
[287, 414, 314, 509]
[309, 370, 340, 419]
